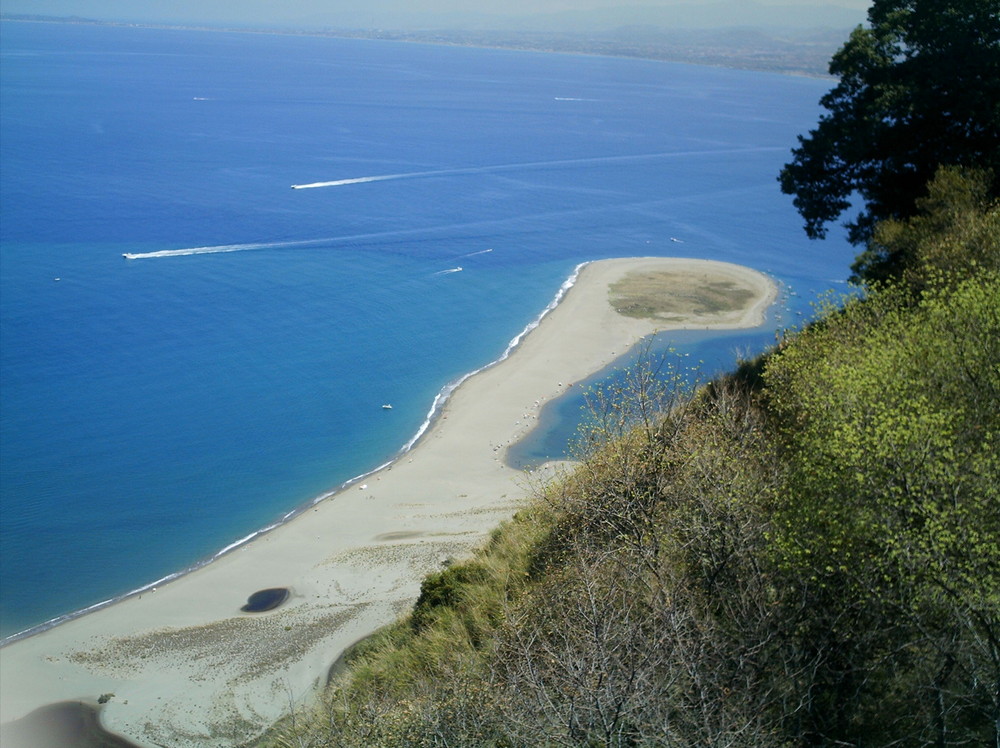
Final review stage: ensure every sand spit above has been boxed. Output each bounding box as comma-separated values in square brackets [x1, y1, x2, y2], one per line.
[0, 257, 776, 747]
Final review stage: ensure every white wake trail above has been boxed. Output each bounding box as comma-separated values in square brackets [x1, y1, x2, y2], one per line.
[122, 238, 330, 260]
[458, 248, 493, 259]
[289, 147, 785, 191]
[291, 174, 409, 189]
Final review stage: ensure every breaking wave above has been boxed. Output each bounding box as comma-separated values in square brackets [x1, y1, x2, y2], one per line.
[1, 262, 588, 645]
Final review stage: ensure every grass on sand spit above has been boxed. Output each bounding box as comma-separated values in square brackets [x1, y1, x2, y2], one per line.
[609, 269, 756, 321]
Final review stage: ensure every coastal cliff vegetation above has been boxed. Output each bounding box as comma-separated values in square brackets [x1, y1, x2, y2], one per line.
[261, 169, 998, 747]
[261, 0, 998, 743]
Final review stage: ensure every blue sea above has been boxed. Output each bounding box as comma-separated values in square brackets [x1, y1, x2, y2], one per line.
[0, 21, 855, 639]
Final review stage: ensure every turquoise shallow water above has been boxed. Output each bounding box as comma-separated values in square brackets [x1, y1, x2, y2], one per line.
[0, 21, 855, 639]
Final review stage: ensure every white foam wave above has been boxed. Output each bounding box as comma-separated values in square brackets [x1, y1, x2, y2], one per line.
[215, 530, 263, 557]
[401, 262, 586, 454]
[3, 264, 589, 645]
[501, 262, 584, 359]
[1, 568, 188, 646]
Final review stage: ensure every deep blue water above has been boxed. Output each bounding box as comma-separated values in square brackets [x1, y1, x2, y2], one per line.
[0, 21, 855, 639]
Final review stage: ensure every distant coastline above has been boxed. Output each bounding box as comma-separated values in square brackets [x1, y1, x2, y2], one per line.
[0, 14, 841, 77]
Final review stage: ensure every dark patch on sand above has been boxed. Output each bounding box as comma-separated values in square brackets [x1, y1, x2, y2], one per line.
[375, 531, 426, 541]
[0, 701, 139, 748]
[240, 587, 290, 613]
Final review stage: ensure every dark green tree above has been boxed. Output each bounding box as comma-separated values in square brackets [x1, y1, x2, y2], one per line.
[779, 0, 1000, 275]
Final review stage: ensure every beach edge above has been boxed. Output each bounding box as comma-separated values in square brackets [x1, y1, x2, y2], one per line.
[0, 257, 777, 748]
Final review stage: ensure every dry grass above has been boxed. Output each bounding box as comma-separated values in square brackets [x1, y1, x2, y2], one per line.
[609, 270, 756, 320]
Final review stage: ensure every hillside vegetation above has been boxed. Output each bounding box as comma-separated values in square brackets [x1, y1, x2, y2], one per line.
[262, 168, 998, 746]
[262, 0, 1000, 738]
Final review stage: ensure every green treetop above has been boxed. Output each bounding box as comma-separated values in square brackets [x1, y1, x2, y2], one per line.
[779, 0, 1000, 278]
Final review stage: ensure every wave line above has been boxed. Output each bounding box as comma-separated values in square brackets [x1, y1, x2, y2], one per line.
[2, 263, 590, 645]
[400, 262, 586, 453]
[124, 175, 768, 261]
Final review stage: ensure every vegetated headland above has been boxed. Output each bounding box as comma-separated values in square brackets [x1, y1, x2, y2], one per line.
[3, 2, 997, 744]
[262, 168, 999, 747]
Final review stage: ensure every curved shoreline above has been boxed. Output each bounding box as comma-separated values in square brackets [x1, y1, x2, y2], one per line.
[0, 257, 777, 748]
[0, 264, 588, 648]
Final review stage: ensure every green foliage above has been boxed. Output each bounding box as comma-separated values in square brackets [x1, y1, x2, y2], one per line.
[488, 378, 786, 747]
[410, 564, 488, 633]
[261, 507, 556, 747]
[763, 264, 1000, 743]
[778, 0, 1000, 256]
[854, 165, 1000, 286]
[263, 192, 999, 747]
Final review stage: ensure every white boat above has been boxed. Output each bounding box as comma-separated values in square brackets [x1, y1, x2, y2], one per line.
[382, 404, 393, 410]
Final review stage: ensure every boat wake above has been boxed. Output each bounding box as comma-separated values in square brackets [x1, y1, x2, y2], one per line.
[122, 238, 331, 260]
[291, 174, 408, 189]
[124, 175, 757, 261]
[290, 147, 784, 191]
[458, 248, 493, 259]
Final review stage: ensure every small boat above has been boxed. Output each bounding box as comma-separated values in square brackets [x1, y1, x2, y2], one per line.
[382, 404, 393, 410]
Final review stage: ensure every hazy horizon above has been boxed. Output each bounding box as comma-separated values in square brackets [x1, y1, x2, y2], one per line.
[2, 0, 872, 32]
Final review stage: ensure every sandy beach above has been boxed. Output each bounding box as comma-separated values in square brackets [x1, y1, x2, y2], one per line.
[0, 257, 776, 747]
